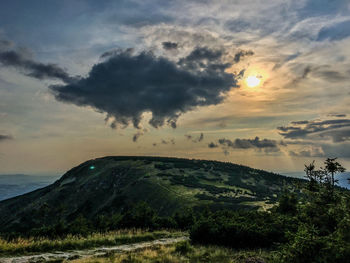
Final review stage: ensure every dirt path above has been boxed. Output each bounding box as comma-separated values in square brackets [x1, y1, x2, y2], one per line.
[0, 236, 188, 263]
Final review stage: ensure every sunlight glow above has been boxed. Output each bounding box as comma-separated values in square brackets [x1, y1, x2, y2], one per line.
[246, 75, 261, 88]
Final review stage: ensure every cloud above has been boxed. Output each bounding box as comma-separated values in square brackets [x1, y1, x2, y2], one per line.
[208, 142, 218, 148]
[50, 47, 238, 129]
[161, 138, 175, 145]
[0, 40, 75, 83]
[132, 131, 144, 142]
[328, 114, 346, 118]
[185, 132, 204, 143]
[218, 137, 279, 149]
[289, 146, 325, 157]
[321, 143, 350, 158]
[233, 50, 254, 63]
[106, 1, 173, 28]
[317, 20, 350, 41]
[277, 118, 350, 142]
[198, 132, 204, 142]
[0, 134, 13, 141]
[208, 136, 281, 155]
[162, 41, 178, 50]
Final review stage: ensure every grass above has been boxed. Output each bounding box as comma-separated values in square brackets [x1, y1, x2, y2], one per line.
[0, 230, 182, 256]
[70, 241, 278, 263]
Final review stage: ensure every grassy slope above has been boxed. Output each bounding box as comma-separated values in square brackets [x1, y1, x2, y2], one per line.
[0, 230, 182, 256]
[70, 240, 277, 263]
[0, 156, 304, 232]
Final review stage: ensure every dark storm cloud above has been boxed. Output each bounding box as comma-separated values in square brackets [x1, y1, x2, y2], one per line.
[278, 119, 350, 142]
[0, 134, 13, 141]
[162, 41, 178, 50]
[50, 48, 238, 129]
[178, 47, 228, 71]
[233, 50, 254, 63]
[218, 137, 279, 149]
[0, 42, 75, 83]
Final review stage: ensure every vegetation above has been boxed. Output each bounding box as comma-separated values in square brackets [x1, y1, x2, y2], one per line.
[0, 156, 303, 234]
[0, 157, 349, 263]
[70, 241, 275, 263]
[190, 158, 350, 263]
[0, 230, 180, 256]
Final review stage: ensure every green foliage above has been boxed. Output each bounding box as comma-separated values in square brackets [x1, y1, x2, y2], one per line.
[278, 159, 349, 263]
[174, 240, 193, 255]
[188, 158, 350, 262]
[0, 230, 177, 256]
[275, 191, 298, 215]
[0, 156, 304, 235]
[190, 210, 294, 248]
[1, 157, 349, 263]
[69, 242, 276, 263]
[120, 202, 157, 229]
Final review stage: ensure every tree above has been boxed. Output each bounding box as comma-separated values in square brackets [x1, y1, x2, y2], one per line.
[323, 158, 346, 189]
[304, 161, 321, 191]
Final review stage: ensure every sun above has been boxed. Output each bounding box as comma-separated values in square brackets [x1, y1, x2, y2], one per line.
[245, 75, 261, 88]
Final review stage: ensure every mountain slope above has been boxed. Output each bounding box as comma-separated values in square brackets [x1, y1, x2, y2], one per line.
[0, 174, 60, 201]
[0, 156, 304, 233]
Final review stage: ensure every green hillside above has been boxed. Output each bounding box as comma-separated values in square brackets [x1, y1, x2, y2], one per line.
[0, 156, 303, 233]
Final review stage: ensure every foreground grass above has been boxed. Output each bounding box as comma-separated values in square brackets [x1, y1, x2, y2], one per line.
[71, 241, 277, 263]
[0, 230, 182, 256]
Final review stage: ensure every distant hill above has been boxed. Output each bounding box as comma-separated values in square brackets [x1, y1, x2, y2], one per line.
[281, 171, 350, 190]
[337, 172, 350, 189]
[0, 174, 60, 201]
[0, 156, 305, 233]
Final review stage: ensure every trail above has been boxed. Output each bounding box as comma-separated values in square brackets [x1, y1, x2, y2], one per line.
[0, 236, 188, 263]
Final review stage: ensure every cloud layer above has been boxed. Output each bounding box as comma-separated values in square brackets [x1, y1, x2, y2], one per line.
[209, 136, 282, 155]
[50, 48, 238, 129]
[278, 118, 350, 142]
[0, 135, 12, 141]
[0, 40, 74, 83]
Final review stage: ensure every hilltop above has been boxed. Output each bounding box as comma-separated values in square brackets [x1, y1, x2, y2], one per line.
[0, 156, 304, 233]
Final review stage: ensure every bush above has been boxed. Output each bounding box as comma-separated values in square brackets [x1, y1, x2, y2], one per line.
[175, 240, 193, 255]
[190, 210, 291, 248]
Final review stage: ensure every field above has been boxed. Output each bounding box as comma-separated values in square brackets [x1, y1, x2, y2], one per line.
[0, 230, 182, 256]
[70, 241, 277, 263]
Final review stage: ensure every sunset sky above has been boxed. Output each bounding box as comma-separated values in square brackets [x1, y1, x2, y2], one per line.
[0, 0, 350, 175]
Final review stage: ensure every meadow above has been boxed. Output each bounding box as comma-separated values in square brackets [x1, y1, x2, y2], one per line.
[0, 230, 181, 256]
[70, 241, 276, 263]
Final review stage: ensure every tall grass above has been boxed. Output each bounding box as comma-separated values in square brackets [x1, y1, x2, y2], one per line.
[0, 229, 181, 256]
[70, 241, 277, 263]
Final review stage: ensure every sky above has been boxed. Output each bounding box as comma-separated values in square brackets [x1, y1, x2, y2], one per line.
[0, 0, 350, 175]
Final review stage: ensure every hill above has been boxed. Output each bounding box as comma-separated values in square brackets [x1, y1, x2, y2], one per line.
[0, 156, 304, 233]
[0, 174, 60, 201]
